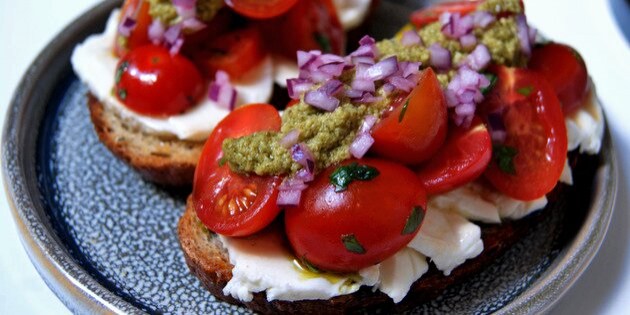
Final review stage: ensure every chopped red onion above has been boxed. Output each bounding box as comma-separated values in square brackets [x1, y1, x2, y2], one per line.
[350, 132, 374, 159]
[295, 167, 314, 182]
[305, 89, 339, 111]
[445, 66, 491, 126]
[297, 50, 319, 70]
[401, 30, 423, 46]
[381, 83, 396, 95]
[429, 43, 452, 70]
[365, 56, 399, 81]
[359, 35, 376, 46]
[516, 14, 532, 56]
[471, 11, 495, 28]
[291, 143, 316, 173]
[181, 17, 206, 32]
[460, 44, 491, 71]
[440, 12, 474, 39]
[358, 115, 377, 134]
[351, 92, 382, 104]
[148, 19, 165, 45]
[286, 78, 313, 100]
[169, 37, 184, 55]
[400, 61, 421, 78]
[487, 111, 507, 143]
[118, 17, 137, 37]
[173, 0, 197, 19]
[350, 55, 376, 66]
[279, 177, 308, 191]
[459, 34, 477, 50]
[345, 88, 364, 99]
[277, 188, 303, 207]
[280, 130, 300, 149]
[351, 77, 376, 92]
[320, 79, 344, 96]
[318, 62, 346, 77]
[209, 70, 237, 110]
[164, 24, 182, 45]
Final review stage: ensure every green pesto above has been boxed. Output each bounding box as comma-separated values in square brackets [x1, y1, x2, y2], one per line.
[477, 17, 527, 67]
[478, 0, 523, 14]
[147, 0, 223, 25]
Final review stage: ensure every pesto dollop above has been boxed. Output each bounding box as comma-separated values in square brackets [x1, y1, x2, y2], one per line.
[147, 0, 223, 25]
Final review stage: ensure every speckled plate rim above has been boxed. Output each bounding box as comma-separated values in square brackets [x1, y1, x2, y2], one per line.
[1, 0, 618, 314]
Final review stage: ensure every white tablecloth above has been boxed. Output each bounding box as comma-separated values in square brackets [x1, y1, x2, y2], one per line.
[1, 0, 629, 313]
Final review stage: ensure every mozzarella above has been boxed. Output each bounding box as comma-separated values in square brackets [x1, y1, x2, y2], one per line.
[565, 88, 605, 155]
[333, 0, 372, 30]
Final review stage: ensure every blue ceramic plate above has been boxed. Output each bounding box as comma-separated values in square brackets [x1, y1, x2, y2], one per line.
[2, 1, 617, 314]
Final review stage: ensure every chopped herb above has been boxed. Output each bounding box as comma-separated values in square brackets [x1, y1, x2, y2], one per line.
[314, 32, 332, 53]
[341, 234, 366, 254]
[516, 86, 533, 97]
[398, 99, 410, 122]
[330, 162, 380, 192]
[481, 73, 498, 95]
[151, 56, 160, 65]
[115, 61, 128, 84]
[218, 156, 227, 167]
[299, 257, 322, 274]
[402, 206, 425, 235]
[493, 145, 518, 175]
[117, 88, 127, 101]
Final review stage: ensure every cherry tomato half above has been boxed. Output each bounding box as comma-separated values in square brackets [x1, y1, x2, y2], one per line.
[528, 42, 590, 115]
[257, 0, 345, 58]
[191, 26, 267, 80]
[285, 159, 427, 272]
[193, 104, 283, 237]
[114, 0, 152, 57]
[225, 0, 298, 19]
[115, 45, 204, 117]
[417, 116, 492, 195]
[479, 66, 567, 201]
[371, 68, 448, 165]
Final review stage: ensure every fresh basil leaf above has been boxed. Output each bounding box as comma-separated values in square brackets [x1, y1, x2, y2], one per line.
[516, 86, 533, 97]
[218, 156, 227, 167]
[341, 234, 366, 254]
[481, 73, 498, 95]
[115, 61, 128, 84]
[330, 162, 380, 192]
[402, 206, 425, 235]
[398, 98, 410, 123]
[493, 145, 518, 175]
[117, 88, 127, 100]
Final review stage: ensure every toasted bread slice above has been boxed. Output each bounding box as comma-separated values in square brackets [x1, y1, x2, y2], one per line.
[178, 196, 540, 314]
[87, 94, 204, 186]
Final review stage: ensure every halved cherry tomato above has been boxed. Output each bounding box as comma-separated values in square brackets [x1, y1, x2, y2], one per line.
[528, 42, 589, 115]
[193, 104, 283, 237]
[114, 0, 152, 57]
[371, 68, 448, 165]
[479, 66, 567, 201]
[191, 26, 267, 80]
[257, 0, 345, 58]
[410, 0, 481, 28]
[225, 0, 298, 19]
[417, 116, 491, 195]
[115, 45, 204, 117]
[285, 159, 427, 272]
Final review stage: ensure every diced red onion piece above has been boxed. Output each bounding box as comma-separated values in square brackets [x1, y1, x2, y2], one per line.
[280, 130, 300, 149]
[148, 19, 165, 45]
[181, 17, 206, 32]
[359, 115, 377, 134]
[388, 76, 416, 93]
[318, 62, 346, 77]
[118, 17, 137, 37]
[382, 83, 396, 95]
[320, 79, 344, 96]
[359, 35, 376, 46]
[400, 61, 421, 78]
[401, 30, 422, 46]
[277, 189, 302, 207]
[279, 177, 308, 191]
[169, 37, 184, 55]
[164, 24, 182, 45]
[291, 143, 316, 173]
[286, 78, 313, 100]
[350, 132, 374, 158]
[461, 44, 491, 71]
[305, 90, 339, 111]
[351, 92, 382, 104]
[209, 70, 237, 110]
[366, 56, 399, 81]
[440, 12, 473, 39]
[472, 11, 495, 28]
[351, 77, 376, 92]
[345, 88, 364, 99]
[516, 14, 532, 56]
[455, 103, 475, 116]
[295, 167, 314, 182]
[173, 0, 197, 19]
[297, 51, 318, 70]
[429, 43, 452, 70]
[459, 34, 477, 50]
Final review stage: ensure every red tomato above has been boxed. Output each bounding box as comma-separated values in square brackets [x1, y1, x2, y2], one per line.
[285, 159, 427, 272]
[193, 104, 283, 237]
[257, 0, 345, 58]
[225, 0, 298, 19]
[114, 45, 204, 117]
[371, 68, 448, 165]
[479, 66, 568, 201]
[114, 0, 152, 57]
[191, 27, 267, 80]
[410, 0, 481, 28]
[528, 42, 589, 115]
[417, 116, 492, 195]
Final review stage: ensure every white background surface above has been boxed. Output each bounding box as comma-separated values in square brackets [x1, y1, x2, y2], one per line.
[1, 0, 629, 314]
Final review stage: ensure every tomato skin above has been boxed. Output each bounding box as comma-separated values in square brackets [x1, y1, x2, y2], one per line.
[417, 116, 491, 195]
[114, 0, 152, 57]
[191, 27, 267, 80]
[410, 1, 481, 28]
[115, 45, 204, 117]
[480, 66, 568, 201]
[225, 0, 298, 19]
[285, 159, 427, 272]
[528, 42, 589, 115]
[193, 104, 283, 237]
[371, 68, 448, 165]
[257, 0, 345, 58]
